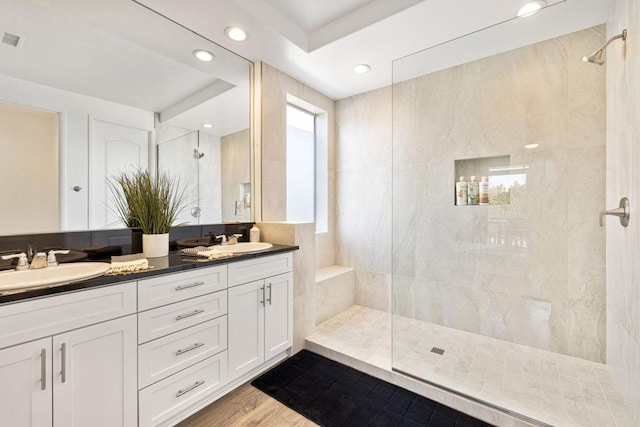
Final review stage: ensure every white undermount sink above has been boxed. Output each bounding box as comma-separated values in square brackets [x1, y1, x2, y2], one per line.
[0, 262, 109, 292]
[212, 242, 273, 253]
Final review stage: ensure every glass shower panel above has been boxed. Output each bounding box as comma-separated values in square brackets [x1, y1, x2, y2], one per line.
[157, 130, 200, 225]
[391, 8, 606, 422]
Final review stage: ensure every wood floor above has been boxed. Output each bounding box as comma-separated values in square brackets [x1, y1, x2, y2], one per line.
[177, 383, 318, 427]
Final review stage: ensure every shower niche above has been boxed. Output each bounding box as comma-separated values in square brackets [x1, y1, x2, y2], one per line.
[454, 154, 522, 206]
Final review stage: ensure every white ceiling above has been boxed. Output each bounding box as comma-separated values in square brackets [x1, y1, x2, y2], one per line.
[1, 0, 615, 125]
[263, 0, 375, 34]
[0, 0, 252, 137]
[137, 0, 615, 100]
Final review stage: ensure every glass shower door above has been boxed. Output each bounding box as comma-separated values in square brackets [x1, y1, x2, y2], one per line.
[157, 130, 201, 225]
[391, 7, 607, 425]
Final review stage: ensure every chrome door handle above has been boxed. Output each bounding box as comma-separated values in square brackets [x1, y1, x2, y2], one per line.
[267, 283, 272, 306]
[600, 197, 630, 227]
[60, 343, 67, 383]
[40, 348, 47, 391]
[260, 285, 265, 306]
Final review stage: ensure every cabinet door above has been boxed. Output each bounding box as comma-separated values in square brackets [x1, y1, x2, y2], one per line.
[228, 280, 265, 380]
[53, 315, 137, 427]
[0, 338, 52, 427]
[264, 272, 293, 360]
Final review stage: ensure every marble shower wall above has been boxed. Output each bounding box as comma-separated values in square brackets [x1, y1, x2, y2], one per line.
[221, 128, 250, 222]
[337, 27, 607, 362]
[260, 63, 337, 270]
[335, 87, 393, 312]
[606, 0, 640, 423]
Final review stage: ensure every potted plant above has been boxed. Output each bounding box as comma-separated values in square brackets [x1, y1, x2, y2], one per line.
[110, 169, 185, 257]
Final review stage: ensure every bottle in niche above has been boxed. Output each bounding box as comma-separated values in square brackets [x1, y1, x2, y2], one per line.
[468, 176, 479, 205]
[456, 176, 468, 206]
[479, 176, 489, 205]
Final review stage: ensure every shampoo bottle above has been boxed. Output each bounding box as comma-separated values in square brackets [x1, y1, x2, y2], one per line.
[456, 177, 468, 206]
[479, 176, 489, 205]
[250, 225, 260, 243]
[468, 176, 479, 205]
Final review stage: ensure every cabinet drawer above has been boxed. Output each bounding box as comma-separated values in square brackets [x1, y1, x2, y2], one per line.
[228, 253, 292, 287]
[139, 351, 228, 427]
[138, 291, 227, 344]
[0, 282, 136, 350]
[138, 316, 227, 389]
[138, 265, 227, 311]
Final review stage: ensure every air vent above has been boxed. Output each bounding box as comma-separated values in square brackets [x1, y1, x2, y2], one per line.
[2, 32, 21, 48]
[430, 347, 445, 355]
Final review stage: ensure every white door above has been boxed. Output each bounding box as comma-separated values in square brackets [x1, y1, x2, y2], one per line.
[89, 117, 150, 229]
[0, 338, 52, 427]
[264, 272, 293, 360]
[228, 280, 265, 380]
[53, 315, 137, 427]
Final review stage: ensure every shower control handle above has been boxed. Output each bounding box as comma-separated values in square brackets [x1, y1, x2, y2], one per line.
[600, 197, 630, 227]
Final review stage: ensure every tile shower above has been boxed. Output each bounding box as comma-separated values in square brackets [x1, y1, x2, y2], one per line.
[388, 22, 622, 425]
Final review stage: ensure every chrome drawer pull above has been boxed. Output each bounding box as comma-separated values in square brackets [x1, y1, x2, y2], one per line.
[175, 281, 205, 291]
[176, 380, 205, 398]
[175, 309, 204, 321]
[176, 342, 205, 356]
[40, 348, 47, 391]
[267, 283, 272, 305]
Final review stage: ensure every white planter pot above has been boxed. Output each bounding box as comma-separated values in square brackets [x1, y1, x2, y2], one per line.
[142, 233, 169, 258]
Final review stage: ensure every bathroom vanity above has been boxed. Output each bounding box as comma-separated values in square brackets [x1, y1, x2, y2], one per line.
[0, 246, 296, 427]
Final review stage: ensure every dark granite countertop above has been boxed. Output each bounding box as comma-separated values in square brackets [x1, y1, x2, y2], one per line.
[0, 244, 298, 305]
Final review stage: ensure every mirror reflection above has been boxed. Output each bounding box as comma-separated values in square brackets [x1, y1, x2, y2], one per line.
[0, 0, 252, 236]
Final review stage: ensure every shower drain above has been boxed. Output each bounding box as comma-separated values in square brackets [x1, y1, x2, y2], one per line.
[430, 347, 445, 355]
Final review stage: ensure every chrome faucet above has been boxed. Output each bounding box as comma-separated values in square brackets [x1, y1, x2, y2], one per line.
[228, 234, 243, 245]
[30, 252, 48, 269]
[215, 235, 228, 245]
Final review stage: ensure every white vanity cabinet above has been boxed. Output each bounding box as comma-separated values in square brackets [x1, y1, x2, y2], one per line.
[137, 265, 229, 427]
[0, 338, 52, 427]
[0, 282, 138, 427]
[227, 253, 293, 380]
[0, 249, 296, 427]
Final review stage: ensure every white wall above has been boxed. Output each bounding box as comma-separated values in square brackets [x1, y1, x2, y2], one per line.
[606, 0, 640, 424]
[0, 74, 154, 232]
[0, 104, 58, 234]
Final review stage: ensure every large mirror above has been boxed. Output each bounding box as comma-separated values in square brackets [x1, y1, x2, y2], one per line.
[0, 0, 252, 236]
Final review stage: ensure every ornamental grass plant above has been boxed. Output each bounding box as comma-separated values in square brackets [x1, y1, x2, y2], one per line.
[110, 169, 185, 234]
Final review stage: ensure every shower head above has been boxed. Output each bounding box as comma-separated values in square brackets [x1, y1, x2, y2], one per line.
[582, 29, 627, 65]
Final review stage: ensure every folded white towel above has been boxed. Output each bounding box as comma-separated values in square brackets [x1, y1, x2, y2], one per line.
[196, 250, 234, 260]
[107, 257, 150, 275]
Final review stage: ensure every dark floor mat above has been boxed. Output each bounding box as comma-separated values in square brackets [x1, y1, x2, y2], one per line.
[251, 350, 494, 427]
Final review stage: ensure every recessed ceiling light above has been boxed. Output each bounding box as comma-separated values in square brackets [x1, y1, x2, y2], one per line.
[225, 26, 247, 42]
[193, 49, 215, 62]
[525, 143, 540, 149]
[202, 123, 213, 129]
[353, 64, 371, 74]
[516, 0, 546, 17]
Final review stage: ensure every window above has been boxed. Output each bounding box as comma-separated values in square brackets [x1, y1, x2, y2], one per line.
[286, 97, 328, 232]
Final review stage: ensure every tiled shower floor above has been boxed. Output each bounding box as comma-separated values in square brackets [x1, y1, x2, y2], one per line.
[305, 305, 633, 427]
